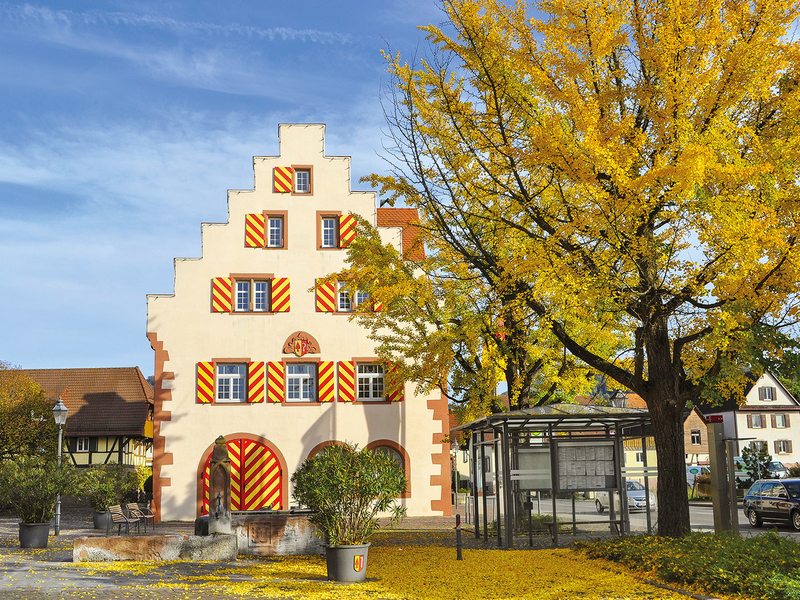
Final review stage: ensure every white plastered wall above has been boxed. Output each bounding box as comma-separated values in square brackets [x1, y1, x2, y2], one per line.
[147, 124, 446, 521]
[735, 372, 800, 466]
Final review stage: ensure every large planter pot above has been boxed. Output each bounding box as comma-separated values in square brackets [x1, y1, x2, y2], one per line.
[93, 510, 112, 531]
[325, 543, 370, 582]
[19, 522, 50, 548]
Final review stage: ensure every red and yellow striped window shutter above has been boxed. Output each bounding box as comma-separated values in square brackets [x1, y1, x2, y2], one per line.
[386, 363, 405, 402]
[274, 167, 293, 193]
[339, 215, 357, 248]
[373, 278, 383, 311]
[318, 361, 335, 402]
[338, 361, 355, 402]
[267, 362, 285, 403]
[245, 214, 266, 248]
[248, 362, 265, 403]
[271, 278, 290, 312]
[197, 362, 215, 404]
[211, 277, 232, 312]
[316, 279, 336, 312]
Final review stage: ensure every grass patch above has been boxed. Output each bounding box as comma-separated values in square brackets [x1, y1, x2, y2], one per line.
[576, 531, 800, 600]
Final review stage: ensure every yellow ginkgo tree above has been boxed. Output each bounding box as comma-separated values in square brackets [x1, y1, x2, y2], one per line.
[359, 0, 800, 536]
[329, 217, 599, 423]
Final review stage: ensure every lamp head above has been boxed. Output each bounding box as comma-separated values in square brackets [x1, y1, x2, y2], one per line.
[52, 396, 68, 426]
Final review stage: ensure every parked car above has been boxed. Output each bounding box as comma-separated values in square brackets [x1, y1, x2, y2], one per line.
[769, 461, 789, 479]
[742, 478, 800, 530]
[733, 457, 788, 479]
[595, 480, 657, 513]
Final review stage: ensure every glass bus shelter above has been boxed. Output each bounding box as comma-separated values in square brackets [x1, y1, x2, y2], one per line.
[452, 403, 655, 548]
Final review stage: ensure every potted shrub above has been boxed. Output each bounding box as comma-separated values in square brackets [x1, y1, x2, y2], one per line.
[291, 443, 407, 582]
[0, 455, 76, 548]
[79, 465, 137, 530]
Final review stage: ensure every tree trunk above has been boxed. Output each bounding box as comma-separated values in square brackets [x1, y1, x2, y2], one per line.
[647, 397, 690, 536]
[643, 316, 691, 536]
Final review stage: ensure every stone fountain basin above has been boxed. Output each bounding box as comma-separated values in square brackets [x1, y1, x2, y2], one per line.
[195, 510, 324, 556]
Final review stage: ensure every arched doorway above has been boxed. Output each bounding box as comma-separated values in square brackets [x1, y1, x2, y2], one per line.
[200, 437, 283, 514]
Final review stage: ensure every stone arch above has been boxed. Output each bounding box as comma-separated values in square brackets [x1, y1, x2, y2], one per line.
[306, 440, 347, 460]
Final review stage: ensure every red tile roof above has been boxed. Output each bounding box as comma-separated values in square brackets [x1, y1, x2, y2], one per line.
[22, 367, 153, 437]
[376, 208, 425, 260]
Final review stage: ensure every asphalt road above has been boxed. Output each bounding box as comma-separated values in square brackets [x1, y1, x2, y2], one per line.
[514, 498, 800, 540]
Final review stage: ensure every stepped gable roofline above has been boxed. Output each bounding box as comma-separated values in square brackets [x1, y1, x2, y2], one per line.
[377, 207, 425, 261]
[21, 367, 152, 437]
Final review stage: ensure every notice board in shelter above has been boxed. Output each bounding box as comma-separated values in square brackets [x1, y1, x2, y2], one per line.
[557, 441, 617, 490]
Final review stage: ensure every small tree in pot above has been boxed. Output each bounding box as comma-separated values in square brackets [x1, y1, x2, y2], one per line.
[291, 443, 407, 582]
[0, 455, 77, 547]
[79, 465, 137, 530]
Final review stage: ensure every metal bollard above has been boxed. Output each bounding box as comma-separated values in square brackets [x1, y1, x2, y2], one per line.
[456, 513, 463, 560]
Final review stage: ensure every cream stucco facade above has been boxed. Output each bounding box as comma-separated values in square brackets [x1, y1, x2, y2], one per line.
[147, 124, 451, 521]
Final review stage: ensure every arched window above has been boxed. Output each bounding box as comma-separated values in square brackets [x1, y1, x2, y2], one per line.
[374, 445, 404, 471]
[366, 440, 410, 498]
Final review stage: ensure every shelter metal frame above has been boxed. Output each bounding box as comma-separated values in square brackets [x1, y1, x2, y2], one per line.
[453, 404, 655, 548]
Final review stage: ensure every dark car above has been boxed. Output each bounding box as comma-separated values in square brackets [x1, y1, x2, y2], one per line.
[742, 478, 800, 530]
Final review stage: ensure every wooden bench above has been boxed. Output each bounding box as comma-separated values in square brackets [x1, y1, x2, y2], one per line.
[109, 504, 141, 535]
[126, 503, 156, 533]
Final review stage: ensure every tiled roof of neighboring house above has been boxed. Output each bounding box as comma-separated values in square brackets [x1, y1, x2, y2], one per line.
[574, 392, 647, 408]
[22, 367, 153, 437]
[376, 207, 425, 261]
[626, 393, 647, 409]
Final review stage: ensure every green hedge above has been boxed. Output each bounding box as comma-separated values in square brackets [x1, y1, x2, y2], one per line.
[576, 532, 800, 600]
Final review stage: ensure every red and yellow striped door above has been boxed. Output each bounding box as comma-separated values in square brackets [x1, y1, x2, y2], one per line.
[202, 438, 282, 515]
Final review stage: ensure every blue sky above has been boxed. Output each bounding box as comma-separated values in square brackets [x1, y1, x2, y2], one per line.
[0, 1, 444, 377]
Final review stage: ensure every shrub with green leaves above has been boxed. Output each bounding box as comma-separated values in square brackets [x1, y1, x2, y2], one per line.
[0, 455, 77, 523]
[291, 443, 407, 546]
[576, 532, 800, 600]
[79, 464, 138, 511]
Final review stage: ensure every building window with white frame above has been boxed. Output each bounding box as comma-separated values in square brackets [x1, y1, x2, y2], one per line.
[321, 217, 337, 248]
[775, 439, 792, 454]
[775, 414, 789, 428]
[254, 281, 269, 311]
[357, 364, 385, 401]
[749, 440, 767, 453]
[749, 414, 766, 428]
[760, 386, 775, 401]
[294, 169, 311, 194]
[635, 452, 644, 463]
[236, 281, 250, 311]
[76, 437, 90, 453]
[217, 364, 247, 403]
[235, 279, 270, 312]
[338, 283, 352, 312]
[691, 430, 701, 445]
[356, 290, 370, 307]
[267, 217, 284, 248]
[287, 364, 316, 402]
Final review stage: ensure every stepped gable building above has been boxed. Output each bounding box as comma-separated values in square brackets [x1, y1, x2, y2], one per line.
[147, 124, 451, 521]
[24, 367, 153, 468]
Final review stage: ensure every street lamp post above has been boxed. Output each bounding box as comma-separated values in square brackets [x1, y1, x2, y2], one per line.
[52, 396, 69, 536]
